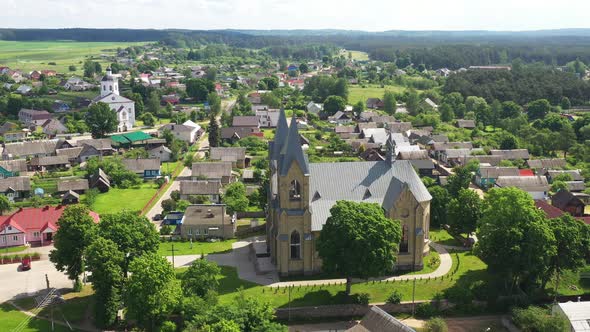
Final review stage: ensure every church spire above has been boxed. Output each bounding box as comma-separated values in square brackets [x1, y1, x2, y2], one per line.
[386, 132, 397, 164]
[271, 108, 288, 161]
[279, 112, 309, 176]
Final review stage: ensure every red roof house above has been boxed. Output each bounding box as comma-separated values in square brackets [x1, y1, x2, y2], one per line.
[519, 169, 535, 176]
[0, 206, 99, 247]
[535, 199, 590, 225]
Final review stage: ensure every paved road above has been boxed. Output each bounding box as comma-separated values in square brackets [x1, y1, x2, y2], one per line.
[0, 260, 72, 303]
[143, 135, 210, 223]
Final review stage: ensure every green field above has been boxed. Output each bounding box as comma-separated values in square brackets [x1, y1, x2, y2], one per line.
[0, 40, 148, 74]
[348, 84, 407, 105]
[92, 182, 159, 215]
[345, 50, 370, 61]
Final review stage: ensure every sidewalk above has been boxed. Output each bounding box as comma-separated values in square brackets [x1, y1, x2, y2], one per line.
[267, 242, 451, 288]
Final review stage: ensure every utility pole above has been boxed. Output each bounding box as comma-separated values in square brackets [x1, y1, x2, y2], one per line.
[169, 243, 177, 268]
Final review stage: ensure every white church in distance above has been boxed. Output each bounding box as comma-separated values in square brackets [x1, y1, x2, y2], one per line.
[92, 68, 135, 132]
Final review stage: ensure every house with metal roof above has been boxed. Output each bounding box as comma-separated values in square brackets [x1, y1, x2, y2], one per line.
[191, 162, 233, 184]
[267, 109, 432, 276]
[179, 180, 221, 203]
[0, 176, 31, 201]
[210, 147, 249, 168]
[122, 158, 161, 179]
[347, 306, 415, 332]
[180, 204, 236, 240]
[475, 166, 520, 188]
[552, 301, 590, 332]
[495, 175, 549, 200]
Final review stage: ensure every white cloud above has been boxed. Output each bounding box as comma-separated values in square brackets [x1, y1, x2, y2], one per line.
[2, 0, 590, 31]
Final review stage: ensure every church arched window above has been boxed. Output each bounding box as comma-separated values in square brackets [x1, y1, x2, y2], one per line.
[400, 224, 409, 253]
[289, 180, 301, 200]
[109, 85, 113, 91]
[290, 231, 301, 259]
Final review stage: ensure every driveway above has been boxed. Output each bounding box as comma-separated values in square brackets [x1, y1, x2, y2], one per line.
[0, 260, 72, 303]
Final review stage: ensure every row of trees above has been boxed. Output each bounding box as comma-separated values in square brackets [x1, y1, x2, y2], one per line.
[50, 205, 285, 331]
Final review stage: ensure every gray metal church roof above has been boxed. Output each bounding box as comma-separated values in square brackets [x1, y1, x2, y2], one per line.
[308, 160, 431, 231]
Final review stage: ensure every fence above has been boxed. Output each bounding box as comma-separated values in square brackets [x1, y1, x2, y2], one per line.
[139, 161, 185, 216]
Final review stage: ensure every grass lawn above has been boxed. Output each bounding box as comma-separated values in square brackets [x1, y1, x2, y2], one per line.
[92, 182, 159, 215]
[217, 251, 488, 308]
[0, 303, 76, 332]
[0, 40, 147, 74]
[430, 228, 463, 247]
[262, 128, 276, 139]
[158, 239, 236, 256]
[348, 84, 407, 105]
[0, 245, 28, 254]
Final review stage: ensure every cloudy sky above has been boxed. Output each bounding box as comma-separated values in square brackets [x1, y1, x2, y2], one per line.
[3, 0, 589, 31]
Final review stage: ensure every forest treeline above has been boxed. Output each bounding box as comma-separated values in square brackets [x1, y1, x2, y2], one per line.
[5, 28, 590, 66]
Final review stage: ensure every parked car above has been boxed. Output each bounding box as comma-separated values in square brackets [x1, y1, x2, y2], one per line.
[153, 214, 163, 221]
[21, 257, 31, 271]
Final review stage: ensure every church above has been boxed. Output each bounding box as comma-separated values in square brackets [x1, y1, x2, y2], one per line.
[266, 109, 432, 276]
[92, 68, 135, 132]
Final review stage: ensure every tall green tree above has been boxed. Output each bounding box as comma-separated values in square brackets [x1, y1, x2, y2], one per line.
[98, 211, 159, 277]
[429, 185, 449, 228]
[0, 195, 11, 215]
[317, 201, 402, 294]
[223, 182, 249, 214]
[544, 215, 590, 288]
[49, 205, 97, 285]
[85, 102, 118, 138]
[446, 166, 472, 196]
[475, 188, 556, 293]
[181, 259, 221, 297]
[125, 254, 181, 331]
[323, 95, 346, 115]
[405, 88, 421, 115]
[383, 91, 397, 115]
[208, 114, 220, 148]
[86, 237, 124, 328]
[447, 188, 482, 234]
[352, 100, 365, 118]
[439, 103, 454, 122]
[527, 99, 552, 120]
[208, 91, 221, 116]
[146, 90, 161, 114]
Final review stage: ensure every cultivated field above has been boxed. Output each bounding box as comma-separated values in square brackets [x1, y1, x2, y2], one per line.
[348, 84, 407, 104]
[0, 40, 148, 74]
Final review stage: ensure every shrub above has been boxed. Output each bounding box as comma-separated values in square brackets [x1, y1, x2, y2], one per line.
[386, 290, 402, 304]
[444, 286, 473, 306]
[159, 321, 176, 332]
[425, 317, 448, 332]
[170, 190, 180, 202]
[155, 177, 167, 188]
[512, 306, 569, 332]
[350, 292, 370, 305]
[415, 303, 438, 318]
[73, 278, 83, 292]
[160, 225, 172, 236]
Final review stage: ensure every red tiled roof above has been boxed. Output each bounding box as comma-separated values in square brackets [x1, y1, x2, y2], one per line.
[535, 200, 565, 219]
[0, 206, 99, 234]
[519, 169, 535, 176]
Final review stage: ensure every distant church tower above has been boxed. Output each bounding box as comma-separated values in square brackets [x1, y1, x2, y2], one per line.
[100, 68, 119, 97]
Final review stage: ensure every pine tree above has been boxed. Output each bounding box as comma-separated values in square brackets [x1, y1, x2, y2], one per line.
[208, 115, 220, 148]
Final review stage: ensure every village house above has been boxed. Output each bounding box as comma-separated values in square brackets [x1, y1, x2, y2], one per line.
[55, 147, 84, 164]
[2, 139, 59, 160]
[191, 162, 233, 184]
[0, 122, 18, 136]
[526, 158, 567, 171]
[209, 147, 248, 168]
[61, 191, 81, 205]
[328, 111, 353, 124]
[0, 206, 99, 247]
[366, 98, 384, 109]
[148, 145, 172, 162]
[56, 179, 89, 194]
[475, 166, 520, 188]
[552, 301, 590, 332]
[387, 122, 414, 133]
[15, 85, 32, 95]
[267, 109, 431, 276]
[546, 170, 584, 182]
[490, 149, 530, 160]
[306, 102, 323, 114]
[495, 175, 549, 200]
[456, 119, 476, 129]
[41, 118, 68, 136]
[233, 116, 260, 128]
[179, 180, 222, 203]
[220, 127, 263, 143]
[346, 306, 415, 332]
[122, 158, 161, 179]
[76, 139, 115, 156]
[51, 100, 70, 113]
[397, 150, 435, 177]
[180, 204, 236, 240]
[566, 181, 586, 193]
[551, 190, 586, 217]
[3, 130, 29, 143]
[0, 160, 26, 176]
[159, 123, 200, 144]
[18, 109, 52, 126]
[429, 142, 473, 159]
[0, 177, 31, 201]
[89, 168, 111, 193]
[439, 148, 484, 166]
[255, 109, 280, 128]
[62, 77, 94, 91]
[29, 156, 71, 172]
